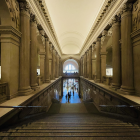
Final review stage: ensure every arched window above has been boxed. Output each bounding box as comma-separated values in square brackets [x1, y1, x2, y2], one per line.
[64, 64, 77, 73]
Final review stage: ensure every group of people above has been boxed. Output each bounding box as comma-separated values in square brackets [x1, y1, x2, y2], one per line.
[65, 90, 74, 102]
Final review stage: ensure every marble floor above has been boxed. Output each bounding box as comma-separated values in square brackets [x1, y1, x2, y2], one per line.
[61, 86, 81, 104]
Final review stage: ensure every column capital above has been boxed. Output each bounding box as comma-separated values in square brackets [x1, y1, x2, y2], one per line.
[96, 38, 101, 42]
[39, 30, 45, 36]
[45, 37, 50, 42]
[102, 30, 108, 36]
[121, 3, 133, 15]
[19, 1, 30, 14]
[30, 13, 37, 25]
[89, 46, 92, 50]
[112, 15, 121, 24]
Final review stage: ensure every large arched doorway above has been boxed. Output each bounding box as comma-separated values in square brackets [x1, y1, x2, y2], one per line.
[63, 59, 79, 73]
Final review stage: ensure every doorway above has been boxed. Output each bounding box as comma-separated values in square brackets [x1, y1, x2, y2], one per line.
[61, 78, 81, 103]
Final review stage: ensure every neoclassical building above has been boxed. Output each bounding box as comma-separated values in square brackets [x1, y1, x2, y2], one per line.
[0, 0, 140, 139]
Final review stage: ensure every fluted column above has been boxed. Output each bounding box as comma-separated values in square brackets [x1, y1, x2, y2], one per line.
[96, 38, 101, 83]
[19, 2, 33, 95]
[45, 37, 50, 83]
[52, 46, 55, 80]
[30, 14, 38, 90]
[88, 46, 92, 80]
[111, 16, 121, 89]
[120, 3, 134, 94]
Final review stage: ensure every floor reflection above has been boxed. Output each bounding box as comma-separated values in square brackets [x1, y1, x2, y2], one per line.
[61, 79, 81, 104]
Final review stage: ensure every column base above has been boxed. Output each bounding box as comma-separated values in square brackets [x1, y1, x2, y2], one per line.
[95, 79, 101, 83]
[110, 83, 120, 90]
[119, 85, 135, 95]
[18, 86, 33, 96]
[31, 83, 40, 91]
[45, 79, 50, 83]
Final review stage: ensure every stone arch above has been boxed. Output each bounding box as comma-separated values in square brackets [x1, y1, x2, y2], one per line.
[62, 57, 80, 73]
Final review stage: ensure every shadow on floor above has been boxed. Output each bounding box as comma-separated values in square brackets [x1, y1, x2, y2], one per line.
[83, 103, 99, 114]
[47, 103, 61, 114]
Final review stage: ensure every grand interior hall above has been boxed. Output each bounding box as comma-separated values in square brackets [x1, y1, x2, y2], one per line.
[0, 0, 140, 139]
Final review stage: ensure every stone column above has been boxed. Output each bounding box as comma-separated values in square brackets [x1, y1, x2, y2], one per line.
[52, 46, 55, 80]
[120, 3, 134, 94]
[30, 14, 38, 90]
[80, 57, 82, 76]
[45, 37, 50, 83]
[57, 54, 59, 78]
[96, 38, 101, 83]
[92, 44, 96, 80]
[84, 53, 87, 78]
[100, 53, 107, 82]
[111, 15, 121, 89]
[88, 46, 92, 80]
[55, 51, 57, 78]
[19, 2, 33, 95]
[59, 58, 61, 76]
[39, 52, 45, 82]
[86, 50, 89, 78]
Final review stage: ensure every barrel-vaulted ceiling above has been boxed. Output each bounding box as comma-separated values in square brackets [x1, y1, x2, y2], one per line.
[45, 0, 105, 54]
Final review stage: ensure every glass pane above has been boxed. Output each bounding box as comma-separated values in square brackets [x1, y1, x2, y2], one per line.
[65, 65, 68, 70]
[69, 64, 71, 70]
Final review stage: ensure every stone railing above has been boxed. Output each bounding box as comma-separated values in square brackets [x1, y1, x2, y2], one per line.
[63, 73, 79, 78]
[0, 82, 8, 103]
[80, 77, 140, 120]
[0, 77, 62, 127]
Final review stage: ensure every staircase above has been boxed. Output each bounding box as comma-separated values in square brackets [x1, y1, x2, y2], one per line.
[0, 103, 140, 140]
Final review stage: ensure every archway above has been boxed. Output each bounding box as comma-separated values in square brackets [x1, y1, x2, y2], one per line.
[63, 59, 79, 73]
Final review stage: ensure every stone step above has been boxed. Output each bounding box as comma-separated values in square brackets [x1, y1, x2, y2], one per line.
[27, 124, 135, 127]
[1, 137, 140, 140]
[4, 128, 140, 133]
[0, 132, 140, 137]
[15, 126, 139, 130]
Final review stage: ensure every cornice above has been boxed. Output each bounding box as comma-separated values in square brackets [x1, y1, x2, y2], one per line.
[27, 0, 62, 56]
[80, 0, 127, 57]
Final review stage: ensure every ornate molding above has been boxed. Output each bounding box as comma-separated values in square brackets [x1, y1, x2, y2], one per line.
[132, 0, 140, 32]
[121, 2, 133, 14]
[80, 0, 127, 56]
[5, 0, 20, 30]
[30, 13, 37, 24]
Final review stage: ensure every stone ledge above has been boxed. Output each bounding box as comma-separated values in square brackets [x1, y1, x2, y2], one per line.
[80, 76, 140, 105]
[0, 77, 62, 126]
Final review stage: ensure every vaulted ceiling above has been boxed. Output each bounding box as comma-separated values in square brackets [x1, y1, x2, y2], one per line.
[45, 0, 105, 54]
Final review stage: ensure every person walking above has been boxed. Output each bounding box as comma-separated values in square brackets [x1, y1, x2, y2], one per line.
[73, 90, 74, 96]
[66, 94, 68, 101]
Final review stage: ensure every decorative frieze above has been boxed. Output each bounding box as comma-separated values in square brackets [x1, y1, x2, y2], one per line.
[132, 0, 140, 32]
[5, 0, 20, 30]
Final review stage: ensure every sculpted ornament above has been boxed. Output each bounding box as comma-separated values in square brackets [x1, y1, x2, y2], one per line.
[30, 14, 37, 24]
[121, 3, 133, 13]
[5, 0, 20, 30]
[132, 0, 140, 31]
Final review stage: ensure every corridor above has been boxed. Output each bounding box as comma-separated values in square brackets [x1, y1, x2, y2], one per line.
[61, 79, 81, 104]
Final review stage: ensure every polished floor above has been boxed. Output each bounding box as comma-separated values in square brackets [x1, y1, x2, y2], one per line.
[61, 79, 81, 104]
